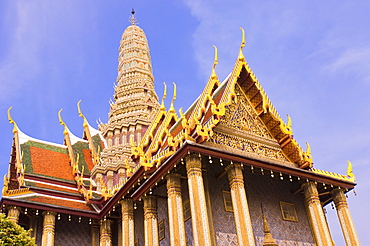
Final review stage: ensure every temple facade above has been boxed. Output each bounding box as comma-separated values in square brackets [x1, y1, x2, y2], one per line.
[1, 11, 360, 246]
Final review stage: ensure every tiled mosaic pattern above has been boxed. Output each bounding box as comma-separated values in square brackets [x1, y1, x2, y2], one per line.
[134, 203, 144, 246]
[244, 171, 315, 244]
[54, 215, 91, 246]
[154, 184, 170, 246]
[206, 167, 238, 245]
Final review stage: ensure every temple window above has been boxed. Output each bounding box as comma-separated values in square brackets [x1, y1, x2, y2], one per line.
[222, 191, 233, 212]
[279, 201, 298, 222]
[158, 219, 165, 241]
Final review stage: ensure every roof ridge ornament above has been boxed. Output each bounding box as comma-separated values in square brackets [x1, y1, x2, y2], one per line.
[211, 45, 218, 79]
[239, 27, 246, 61]
[161, 82, 167, 110]
[7, 107, 18, 134]
[170, 82, 177, 112]
[129, 9, 138, 25]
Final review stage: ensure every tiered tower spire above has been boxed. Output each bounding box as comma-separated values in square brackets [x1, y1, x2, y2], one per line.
[95, 10, 160, 185]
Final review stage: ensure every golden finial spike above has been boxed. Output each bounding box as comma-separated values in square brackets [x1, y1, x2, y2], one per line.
[161, 82, 167, 110]
[170, 82, 177, 111]
[77, 100, 88, 128]
[211, 45, 218, 79]
[58, 109, 65, 126]
[58, 109, 69, 135]
[77, 100, 84, 118]
[239, 27, 246, 61]
[7, 106, 18, 133]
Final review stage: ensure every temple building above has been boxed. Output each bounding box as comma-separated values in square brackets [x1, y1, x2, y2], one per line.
[1, 11, 361, 246]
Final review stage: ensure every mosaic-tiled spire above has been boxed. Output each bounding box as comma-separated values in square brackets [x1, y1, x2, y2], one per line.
[96, 11, 159, 183]
[107, 10, 159, 127]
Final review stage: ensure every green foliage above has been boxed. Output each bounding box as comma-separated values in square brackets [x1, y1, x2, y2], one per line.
[0, 213, 36, 246]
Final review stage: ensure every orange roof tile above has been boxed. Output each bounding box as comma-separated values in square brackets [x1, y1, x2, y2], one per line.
[30, 146, 74, 181]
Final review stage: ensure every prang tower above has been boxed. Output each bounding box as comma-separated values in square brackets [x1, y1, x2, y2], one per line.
[94, 11, 160, 186]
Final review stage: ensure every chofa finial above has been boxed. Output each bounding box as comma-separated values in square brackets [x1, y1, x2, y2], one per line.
[211, 45, 218, 79]
[7, 106, 18, 133]
[170, 82, 177, 111]
[161, 82, 167, 110]
[239, 27, 246, 61]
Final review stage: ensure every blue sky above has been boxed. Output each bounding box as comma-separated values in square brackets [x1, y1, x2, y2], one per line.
[1, 0, 369, 244]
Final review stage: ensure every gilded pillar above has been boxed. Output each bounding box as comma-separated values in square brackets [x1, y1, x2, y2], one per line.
[331, 188, 360, 246]
[41, 211, 57, 246]
[114, 129, 121, 146]
[185, 154, 212, 246]
[122, 127, 128, 145]
[136, 124, 142, 143]
[226, 163, 255, 246]
[91, 219, 100, 246]
[107, 171, 114, 189]
[143, 195, 159, 246]
[100, 219, 113, 246]
[96, 173, 103, 192]
[302, 182, 333, 246]
[166, 173, 186, 246]
[7, 206, 21, 224]
[107, 131, 113, 147]
[121, 199, 135, 246]
[118, 168, 126, 184]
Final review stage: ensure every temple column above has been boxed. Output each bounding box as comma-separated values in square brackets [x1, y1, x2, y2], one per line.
[136, 124, 142, 142]
[143, 195, 159, 246]
[96, 173, 103, 192]
[41, 211, 57, 246]
[91, 219, 100, 246]
[121, 199, 135, 246]
[122, 127, 128, 145]
[107, 171, 114, 189]
[185, 153, 212, 246]
[118, 168, 126, 184]
[107, 131, 113, 147]
[331, 188, 360, 246]
[114, 129, 121, 146]
[226, 163, 255, 246]
[166, 173, 186, 246]
[100, 219, 113, 246]
[7, 206, 21, 224]
[302, 182, 333, 246]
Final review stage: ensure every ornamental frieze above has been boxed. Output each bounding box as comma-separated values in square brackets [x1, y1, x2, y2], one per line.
[205, 131, 292, 166]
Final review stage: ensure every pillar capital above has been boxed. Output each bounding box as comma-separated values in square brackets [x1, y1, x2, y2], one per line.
[7, 205, 21, 224]
[185, 153, 202, 170]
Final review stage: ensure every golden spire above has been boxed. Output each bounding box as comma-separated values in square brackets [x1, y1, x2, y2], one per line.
[211, 45, 218, 79]
[238, 27, 246, 61]
[77, 100, 88, 127]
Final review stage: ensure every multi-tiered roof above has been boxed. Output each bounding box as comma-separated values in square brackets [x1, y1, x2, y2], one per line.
[1, 17, 356, 219]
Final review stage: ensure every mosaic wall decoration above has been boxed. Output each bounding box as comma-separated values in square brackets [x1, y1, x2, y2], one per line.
[54, 215, 91, 246]
[134, 203, 144, 246]
[155, 184, 170, 246]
